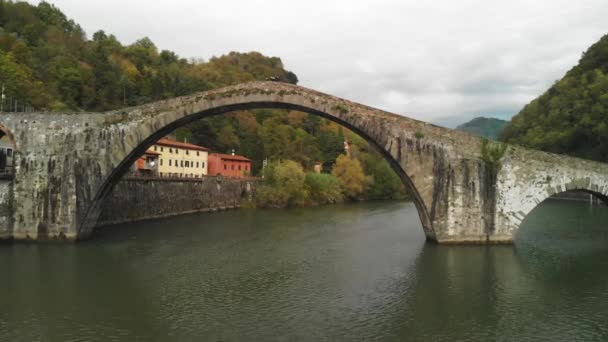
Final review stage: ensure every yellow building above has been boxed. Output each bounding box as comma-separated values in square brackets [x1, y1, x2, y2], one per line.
[151, 138, 209, 178]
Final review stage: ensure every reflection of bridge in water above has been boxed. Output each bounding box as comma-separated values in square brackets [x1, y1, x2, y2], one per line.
[0, 81, 606, 243]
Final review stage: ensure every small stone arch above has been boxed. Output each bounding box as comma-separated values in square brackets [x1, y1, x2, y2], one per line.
[0, 123, 18, 152]
[512, 181, 608, 238]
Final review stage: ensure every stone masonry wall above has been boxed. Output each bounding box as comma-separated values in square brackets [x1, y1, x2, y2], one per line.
[96, 177, 258, 227]
[0, 180, 12, 239]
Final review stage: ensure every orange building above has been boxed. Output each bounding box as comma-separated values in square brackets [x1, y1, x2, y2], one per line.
[208, 153, 252, 178]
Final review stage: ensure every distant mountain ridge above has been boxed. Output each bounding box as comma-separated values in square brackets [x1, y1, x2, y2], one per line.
[456, 117, 509, 140]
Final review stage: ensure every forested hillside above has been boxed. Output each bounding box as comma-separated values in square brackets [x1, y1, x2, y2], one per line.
[456, 117, 508, 140]
[0, 0, 407, 201]
[501, 34, 608, 162]
[0, 1, 296, 111]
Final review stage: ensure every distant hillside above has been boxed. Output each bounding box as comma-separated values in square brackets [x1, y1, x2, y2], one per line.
[456, 117, 508, 140]
[0, 1, 298, 112]
[501, 34, 608, 162]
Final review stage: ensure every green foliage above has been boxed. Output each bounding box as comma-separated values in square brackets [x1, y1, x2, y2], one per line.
[501, 34, 608, 162]
[414, 131, 424, 139]
[256, 160, 308, 208]
[364, 158, 408, 200]
[0, 1, 297, 112]
[331, 155, 372, 200]
[304, 173, 344, 205]
[456, 117, 508, 140]
[481, 139, 507, 178]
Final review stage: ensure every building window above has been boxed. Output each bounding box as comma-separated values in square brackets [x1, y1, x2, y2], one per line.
[169, 148, 173, 154]
[160, 159, 163, 166]
[196, 162, 199, 168]
[186, 150, 189, 155]
[154, 146, 157, 151]
[238, 165, 241, 171]
[161, 147, 164, 152]
[180, 161, 183, 167]
[224, 164, 227, 170]
[169, 160, 172, 166]
[202, 162, 205, 168]
[197, 151, 200, 156]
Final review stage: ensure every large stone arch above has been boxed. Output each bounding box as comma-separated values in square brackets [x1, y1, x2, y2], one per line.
[71, 81, 492, 243]
[80, 91, 438, 240]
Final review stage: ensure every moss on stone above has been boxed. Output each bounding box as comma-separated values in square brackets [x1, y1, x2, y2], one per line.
[481, 138, 507, 177]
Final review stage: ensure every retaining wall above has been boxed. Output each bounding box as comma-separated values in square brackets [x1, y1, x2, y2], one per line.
[96, 176, 258, 227]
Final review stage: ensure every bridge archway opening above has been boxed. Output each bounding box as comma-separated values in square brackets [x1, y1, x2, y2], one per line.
[84, 104, 433, 241]
[515, 189, 608, 244]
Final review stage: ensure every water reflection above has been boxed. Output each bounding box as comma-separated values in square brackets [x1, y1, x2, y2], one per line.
[1, 200, 608, 341]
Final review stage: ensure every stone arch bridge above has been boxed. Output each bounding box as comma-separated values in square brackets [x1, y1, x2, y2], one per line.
[0, 81, 606, 243]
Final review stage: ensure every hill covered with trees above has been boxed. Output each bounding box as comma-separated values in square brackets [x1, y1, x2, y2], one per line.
[501, 34, 608, 162]
[0, 0, 407, 203]
[456, 117, 508, 140]
[0, 1, 297, 111]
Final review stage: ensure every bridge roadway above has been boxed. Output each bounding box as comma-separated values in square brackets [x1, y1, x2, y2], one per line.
[0, 81, 606, 243]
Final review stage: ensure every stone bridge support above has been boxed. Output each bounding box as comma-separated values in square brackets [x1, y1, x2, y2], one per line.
[0, 81, 606, 243]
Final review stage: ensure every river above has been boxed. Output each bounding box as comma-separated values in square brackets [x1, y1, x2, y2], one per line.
[1, 199, 608, 341]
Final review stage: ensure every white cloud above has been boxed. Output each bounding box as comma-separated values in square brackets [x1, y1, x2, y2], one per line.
[36, 0, 608, 126]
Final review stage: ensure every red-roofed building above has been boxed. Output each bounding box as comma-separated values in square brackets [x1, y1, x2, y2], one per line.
[208, 153, 252, 178]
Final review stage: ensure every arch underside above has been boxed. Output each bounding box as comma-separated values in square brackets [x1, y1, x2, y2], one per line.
[550, 189, 608, 206]
[80, 101, 436, 240]
[514, 188, 608, 236]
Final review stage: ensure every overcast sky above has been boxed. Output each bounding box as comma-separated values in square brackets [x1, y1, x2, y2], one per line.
[36, 0, 608, 126]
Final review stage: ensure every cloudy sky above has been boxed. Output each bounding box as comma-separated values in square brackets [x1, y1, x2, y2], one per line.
[36, 0, 608, 126]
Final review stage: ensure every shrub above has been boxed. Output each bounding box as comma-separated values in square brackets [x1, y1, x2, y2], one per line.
[257, 160, 308, 208]
[331, 155, 372, 200]
[305, 172, 344, 205]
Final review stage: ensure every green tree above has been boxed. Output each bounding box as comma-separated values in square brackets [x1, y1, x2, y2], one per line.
[257, 160, 308, 208]
[331, 155, 371, 200]
[305, 173, 344, 205]
[501, 34, 608, 162]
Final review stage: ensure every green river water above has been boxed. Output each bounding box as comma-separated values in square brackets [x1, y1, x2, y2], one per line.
[1, 199, 608, 341]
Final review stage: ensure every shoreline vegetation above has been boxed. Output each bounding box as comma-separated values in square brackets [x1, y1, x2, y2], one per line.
[254, 152, 409, 209]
